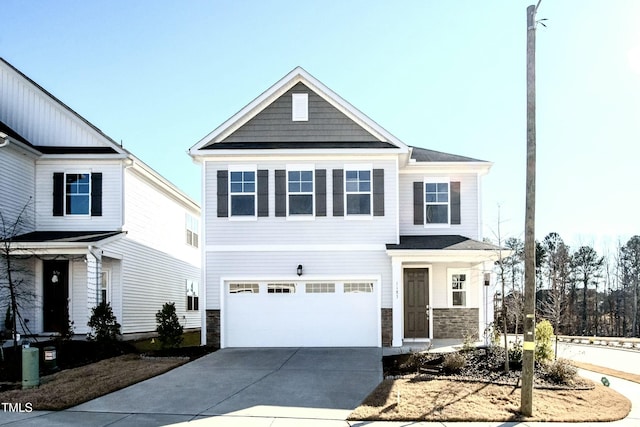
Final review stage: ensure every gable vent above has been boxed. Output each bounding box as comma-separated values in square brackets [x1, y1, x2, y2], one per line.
[292, 93, 308, 121]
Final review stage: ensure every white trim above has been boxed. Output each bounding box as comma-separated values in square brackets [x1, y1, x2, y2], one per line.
[423, 177, 451, 228]
[206, 243, 385, 252]
[100, 269, 112, 304]
[344, 165, 373, 218]
[64, 171, 92, 217]
[447, 267, 471, 308]
[189, 67, 409, 154]
[228, 166, 257, 218]
[401, 265, 433, 341]
[286, 164, 315, 219]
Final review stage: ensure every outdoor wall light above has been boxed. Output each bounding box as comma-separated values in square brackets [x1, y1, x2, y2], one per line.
[297, 264, 303, 276]
[484, 272, 491, 287]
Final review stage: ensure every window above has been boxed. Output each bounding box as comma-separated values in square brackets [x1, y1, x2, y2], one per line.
[449, 270, 468, 307]
[230, 171, 256, 216]
[292, 93, 308, 121]
[305, 283, 335, 293]
[345, 169, 371, 215]
[344, 282, 374, 293]
[288, 170, 313, 215]
[229, 283, 259, 294]
[186, 280, 199, 310]
[100, 270, 110, 304]
[267, 283, 296, 294]
[186, 214, 199, 247]
[425, 179, 449, 224]
[66, 173, 91, 215]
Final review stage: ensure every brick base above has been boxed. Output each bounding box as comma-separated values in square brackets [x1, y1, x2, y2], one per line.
[206, 309, 221, 348]
[381, 308, 392, 347]
[432, 308, 479, 339]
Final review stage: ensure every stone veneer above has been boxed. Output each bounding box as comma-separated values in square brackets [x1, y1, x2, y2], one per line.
[432, 308, 479, 339]
[206, 309, 221, 348]
[381, 308, 393, 347]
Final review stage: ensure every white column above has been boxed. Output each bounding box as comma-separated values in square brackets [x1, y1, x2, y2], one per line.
[391, 257, 403, 347]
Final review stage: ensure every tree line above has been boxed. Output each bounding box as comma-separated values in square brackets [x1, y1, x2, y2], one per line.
[494, 232, 640, 337]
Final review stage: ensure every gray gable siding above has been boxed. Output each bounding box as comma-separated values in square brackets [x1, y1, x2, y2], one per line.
[221, 82, 380, 143]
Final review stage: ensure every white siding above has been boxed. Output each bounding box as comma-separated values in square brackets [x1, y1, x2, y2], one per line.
[70, 258, 89, 335]
[104, 237, 200, 334]
[0, 145, 36, 232]
[399, 172, 480, 240]
[0, 63, 111, 149]
[0, 258, 36, 334]
[123, 168, 201, 266]
[205, 249, 392, 309]
[204, 157, 398, 247]
[34, 160, 123, 231]
[429, 263, 481, 309]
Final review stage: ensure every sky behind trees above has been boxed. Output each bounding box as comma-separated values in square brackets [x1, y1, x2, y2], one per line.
[2, 1, 639, 248]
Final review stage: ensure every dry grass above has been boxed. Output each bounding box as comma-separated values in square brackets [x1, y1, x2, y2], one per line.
[572, 361, 640, 384]
[0, 354, 186, 410]
[349, 377, 631, 422]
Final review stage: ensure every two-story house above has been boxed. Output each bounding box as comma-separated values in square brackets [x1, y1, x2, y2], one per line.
[0, 58, 201, 338]
[189, 67, 501, 348]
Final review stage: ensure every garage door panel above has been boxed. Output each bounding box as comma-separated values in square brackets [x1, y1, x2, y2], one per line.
[224, 281, 379, 347]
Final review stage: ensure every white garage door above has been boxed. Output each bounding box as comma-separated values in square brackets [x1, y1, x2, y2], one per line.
[223, 280, 380, 347]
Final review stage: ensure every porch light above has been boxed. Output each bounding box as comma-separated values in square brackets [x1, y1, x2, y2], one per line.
[297, 264, 303, 276]
[484, 272, 491, 287]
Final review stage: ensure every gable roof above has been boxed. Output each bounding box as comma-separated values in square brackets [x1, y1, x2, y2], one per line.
[190, 67, 409, 154]
[386, 235, 501, 251]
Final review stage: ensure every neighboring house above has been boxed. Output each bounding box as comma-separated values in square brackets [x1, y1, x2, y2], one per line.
[189, 67, 502, 348]
[0, 58, 201, 338]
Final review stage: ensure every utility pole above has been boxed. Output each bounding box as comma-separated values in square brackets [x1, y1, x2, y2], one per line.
[521, 2, 540, 417]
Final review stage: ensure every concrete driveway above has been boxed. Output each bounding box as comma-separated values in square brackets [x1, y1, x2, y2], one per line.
[4, 347, 382, 426]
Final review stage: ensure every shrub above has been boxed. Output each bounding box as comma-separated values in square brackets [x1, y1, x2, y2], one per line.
[535, 320, 555, 363]
[461, 330, 478, 352]
[544, 358, 577, 385]
[156, 302, 183, 349]
[87, 302, 121, 342]
[508, 339, 523, 363]
[442, 352, 466, 373]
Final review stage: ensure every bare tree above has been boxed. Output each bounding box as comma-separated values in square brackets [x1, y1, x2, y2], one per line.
[0, 200, 37, 351]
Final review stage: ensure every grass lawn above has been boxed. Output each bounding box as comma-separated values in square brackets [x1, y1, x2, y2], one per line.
[130, 330, 201, 352]
[349, 377, 631, 422]
[0, 354, 187, 410]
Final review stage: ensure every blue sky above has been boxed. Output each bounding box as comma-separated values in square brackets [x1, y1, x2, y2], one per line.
[3, 1, 640, 249]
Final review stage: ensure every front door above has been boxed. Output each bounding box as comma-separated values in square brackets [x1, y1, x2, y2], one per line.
[43, 260, 69, 333]
[404, 268, 429, 339]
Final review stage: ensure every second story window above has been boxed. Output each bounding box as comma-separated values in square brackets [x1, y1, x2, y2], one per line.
[425, 179, 449, 225]
[66, 173, 91, 215]
[186, 214, 199, 247]
[345, 169, 371, 215]
[53, 172, 102, 217]
[230, 171, 256, 216]
[288, 170, 313, 215]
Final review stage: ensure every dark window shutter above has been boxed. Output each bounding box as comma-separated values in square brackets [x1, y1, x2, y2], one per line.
[275, 169, 286, 217]
[315, 169, 326, 216]
[373, 169, 384, 216]
[217, 170, 228, 217]
[332, 169, 344, 217]
[450, 181, 461, 225]
[91, 173, 103, 217]
[53, 172, 64, 216]
[413, 181, 424, 225]
[257, 169, 269, 217]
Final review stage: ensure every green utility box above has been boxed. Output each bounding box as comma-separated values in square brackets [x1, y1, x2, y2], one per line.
[22, 347, 40, 389]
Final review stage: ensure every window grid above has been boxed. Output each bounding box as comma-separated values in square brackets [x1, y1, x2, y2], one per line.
[344, 282, 374, 293]
[186, 214, 199, 247]
[305, 283, 335, 293]
[451, 273, 467, 307]
[345, 170, 371, 215]
[267, 283, 296, 294]
[66, 173, 91, 215]
[229, 283, 259, 294]
[230, 171, 256, 216]
[425, 181, 449, 224]
[288, 170, 314, 215]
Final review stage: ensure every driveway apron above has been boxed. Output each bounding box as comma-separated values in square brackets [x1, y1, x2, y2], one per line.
[0, 347, 382, 426]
